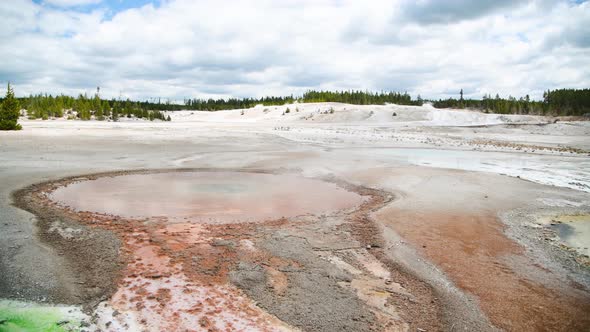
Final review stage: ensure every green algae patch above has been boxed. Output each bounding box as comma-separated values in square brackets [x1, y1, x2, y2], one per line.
[0, 300, 84, 332]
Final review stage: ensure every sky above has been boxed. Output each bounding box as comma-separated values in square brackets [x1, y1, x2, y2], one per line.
[1, 0, 589, 101]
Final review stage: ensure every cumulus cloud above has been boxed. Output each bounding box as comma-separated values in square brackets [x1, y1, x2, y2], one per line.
[0, 0, 588, 100]
[399, 0, 527, 24]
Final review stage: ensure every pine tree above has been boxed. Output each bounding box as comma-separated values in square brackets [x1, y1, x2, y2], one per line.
[93, 87, 104, 120]
[102, 100, 110, 118]
[0, 83, 22, 130]
[112, 101, 120, 122]
[75, 94, 91, 120]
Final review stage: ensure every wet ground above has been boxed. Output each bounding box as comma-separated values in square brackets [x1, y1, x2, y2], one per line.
[1, 115, 590, 331]
[376, 209, 590, 331]
[16, 169, 440, 331]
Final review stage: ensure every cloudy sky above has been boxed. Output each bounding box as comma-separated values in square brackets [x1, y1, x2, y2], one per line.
[1, 0, 588, 101]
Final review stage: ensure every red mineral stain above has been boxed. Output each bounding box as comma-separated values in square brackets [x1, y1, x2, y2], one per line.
[377, 208, 590, 331]
[38, 171, 367, 331]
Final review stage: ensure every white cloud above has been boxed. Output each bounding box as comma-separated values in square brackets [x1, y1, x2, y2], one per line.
[0, 0, 588, 100]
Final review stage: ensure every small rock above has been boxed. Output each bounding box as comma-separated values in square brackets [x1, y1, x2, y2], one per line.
[212, 239, 235, 248]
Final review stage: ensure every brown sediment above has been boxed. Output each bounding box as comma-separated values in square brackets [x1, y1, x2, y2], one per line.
[377, 209, 590, 331]
[12, 168, 445, 331]
[468, 138, 588, 154]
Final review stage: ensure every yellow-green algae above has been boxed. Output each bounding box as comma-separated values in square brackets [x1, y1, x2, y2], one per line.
[0, 300, 83, 332]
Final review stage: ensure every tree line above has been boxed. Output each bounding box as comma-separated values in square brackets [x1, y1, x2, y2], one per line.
[3, 85, 590, 128]
[15, 92, 171, 121]
[182, 95, 295, 111]
[6, 89, 423, 117]
[301, 90, 422, 106]
[181, 91, 423, 110]
[432, 89, 590, 116]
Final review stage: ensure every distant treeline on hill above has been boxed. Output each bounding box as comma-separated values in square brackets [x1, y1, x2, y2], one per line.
[4, 88, 590, 120]
[16, 93, 171, 121]
[432, 89, 590, 116]
[180, 90, 421, 111]
[300, 90, 421, 106]
[9, 89, 422, 120]
[182, 95, 295, 111]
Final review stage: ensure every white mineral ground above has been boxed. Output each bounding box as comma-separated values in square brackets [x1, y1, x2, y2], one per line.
[1, 102, 589, 331]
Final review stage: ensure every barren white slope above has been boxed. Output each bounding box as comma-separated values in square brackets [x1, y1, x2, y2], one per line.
[9, 102, 590, 192]
[166, 102, 547, 126]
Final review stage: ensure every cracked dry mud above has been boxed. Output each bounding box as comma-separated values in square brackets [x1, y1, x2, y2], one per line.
[13, 169, 442, 331]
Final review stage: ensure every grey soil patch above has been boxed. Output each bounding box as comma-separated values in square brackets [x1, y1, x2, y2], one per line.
[230, 236, 376, 332]
[12, 181, 123, 310]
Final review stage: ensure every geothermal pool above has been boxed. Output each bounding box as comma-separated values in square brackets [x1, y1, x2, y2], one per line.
[40, 171, 372, 331]
[49, 171, 364, 223]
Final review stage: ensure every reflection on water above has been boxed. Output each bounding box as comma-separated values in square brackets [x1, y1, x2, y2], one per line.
[365, 148, 590, 192]
[190, 183, 250, 194]
[550, 215, 590, 257]
[49, 171, 364, 223]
